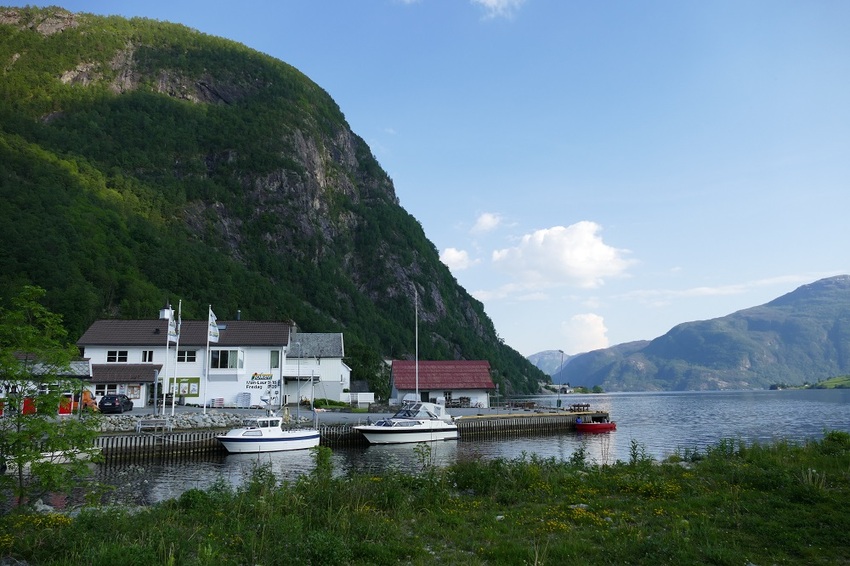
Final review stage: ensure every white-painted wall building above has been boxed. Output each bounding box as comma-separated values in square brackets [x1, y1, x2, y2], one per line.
[76, 310, 351, 410]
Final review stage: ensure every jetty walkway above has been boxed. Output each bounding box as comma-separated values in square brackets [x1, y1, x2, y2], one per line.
[93, 404, 611, 464]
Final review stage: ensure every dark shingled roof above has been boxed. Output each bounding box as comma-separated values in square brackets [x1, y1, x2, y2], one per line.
[289, 333, 344, 358]
[91, 364, 162, 384]
[77, 320, 292, 348]
[391, 360, 495, 390]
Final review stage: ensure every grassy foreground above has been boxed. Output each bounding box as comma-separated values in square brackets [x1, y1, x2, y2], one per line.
[3, 432, 850, 565]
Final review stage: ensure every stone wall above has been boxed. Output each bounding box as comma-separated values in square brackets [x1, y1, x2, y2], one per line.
[97, 410, 313, 433]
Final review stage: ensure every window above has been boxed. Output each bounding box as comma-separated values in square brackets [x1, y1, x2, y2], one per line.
[127, 385, 141, 400]
[95, 384, 118, 396]
[270, 350, 280, 369]
[210, 349, 243, 369]
[106, 350, 128, 363]
[178, 350, 197, 363]
[142, 350, 154, 363]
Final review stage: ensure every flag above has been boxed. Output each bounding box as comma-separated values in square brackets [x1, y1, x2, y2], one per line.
[167, 307, 178, 344]
[208, 307, 219, 343]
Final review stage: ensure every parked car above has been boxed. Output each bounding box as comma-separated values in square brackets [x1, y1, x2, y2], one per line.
[98, 394, 134, 414]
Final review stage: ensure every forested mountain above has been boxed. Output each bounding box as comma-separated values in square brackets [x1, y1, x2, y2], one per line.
[0, 6, 546, 394]
[556, 276, 850, 391]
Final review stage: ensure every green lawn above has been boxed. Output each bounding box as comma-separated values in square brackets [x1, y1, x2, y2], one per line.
[3, 432, 849, 565]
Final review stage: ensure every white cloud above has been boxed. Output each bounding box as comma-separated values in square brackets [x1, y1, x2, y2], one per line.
[492, 221, 634, 290]
[471, 212, 502, 234]
[561, 313, 609, 355]
[471, 0, 527, 19]
[440, 247, 474, 270]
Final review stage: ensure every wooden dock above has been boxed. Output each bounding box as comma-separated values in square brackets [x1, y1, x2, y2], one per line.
[95, 410, 609, 464]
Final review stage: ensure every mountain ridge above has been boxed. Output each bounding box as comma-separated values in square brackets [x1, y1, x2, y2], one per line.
[540, 276, 850, 391]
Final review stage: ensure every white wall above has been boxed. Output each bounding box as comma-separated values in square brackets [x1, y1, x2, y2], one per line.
[85, 343, 352, 409]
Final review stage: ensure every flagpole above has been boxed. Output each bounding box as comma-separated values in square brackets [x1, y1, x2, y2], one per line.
[203, 305, 218, 415]
[170, 300, 181, 417]
[203, 314, 210, 416]
[162, 305, 174, 414]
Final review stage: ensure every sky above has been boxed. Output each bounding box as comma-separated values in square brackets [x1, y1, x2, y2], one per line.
[23, 0, 850, 357]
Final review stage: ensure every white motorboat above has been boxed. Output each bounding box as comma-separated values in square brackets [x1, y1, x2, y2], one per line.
[216, 412, 320, 453]
[353, 401, 459, 444]
[1, 446, 102, 474]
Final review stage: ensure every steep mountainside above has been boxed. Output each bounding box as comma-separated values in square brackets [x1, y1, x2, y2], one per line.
[558, 276, 850, 391]
[0, 6, 546, 393]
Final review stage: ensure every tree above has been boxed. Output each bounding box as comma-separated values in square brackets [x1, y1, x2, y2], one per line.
[0, 286, 102, 511]
[344, 343, 390, 403]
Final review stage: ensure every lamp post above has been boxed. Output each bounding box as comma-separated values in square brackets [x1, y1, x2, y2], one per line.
[557, 349, 565, 409]
[295, 341, 301, 409]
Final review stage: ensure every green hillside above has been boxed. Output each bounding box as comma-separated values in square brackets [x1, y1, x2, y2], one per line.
[0, 6, 546, 394]
[560, 276, 850, 391]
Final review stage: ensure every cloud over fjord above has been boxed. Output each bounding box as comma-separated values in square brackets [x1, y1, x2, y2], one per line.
[492, 221, 634, 290]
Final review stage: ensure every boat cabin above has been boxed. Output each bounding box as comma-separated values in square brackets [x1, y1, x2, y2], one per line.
[242, 416, 283, 430]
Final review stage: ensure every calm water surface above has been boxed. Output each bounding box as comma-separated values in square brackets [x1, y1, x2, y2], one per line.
[96, 389, 850, 504]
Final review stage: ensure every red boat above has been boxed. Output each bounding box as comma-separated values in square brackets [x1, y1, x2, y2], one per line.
[575, 420, 616, 433]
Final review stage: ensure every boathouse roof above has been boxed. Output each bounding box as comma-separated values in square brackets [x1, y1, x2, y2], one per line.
[391, 360, 495, 390]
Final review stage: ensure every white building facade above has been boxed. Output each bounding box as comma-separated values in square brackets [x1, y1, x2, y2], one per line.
[76, 310, 351, 410]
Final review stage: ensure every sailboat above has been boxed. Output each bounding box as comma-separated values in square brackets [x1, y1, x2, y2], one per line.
[354, 289, 459, 444]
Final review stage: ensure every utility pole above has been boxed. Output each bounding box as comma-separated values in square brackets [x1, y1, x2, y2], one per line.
[557, 349, 565, 409]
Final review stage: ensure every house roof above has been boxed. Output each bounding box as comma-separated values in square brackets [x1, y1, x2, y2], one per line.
[27, 359, 91, 379]
[288, 332, 344, 358]
[77, 320, 292, 348]
[391, 360, 494, 390]
[91, 364, 162, 384]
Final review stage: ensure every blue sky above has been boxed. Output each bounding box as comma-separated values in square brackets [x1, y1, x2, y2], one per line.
[25, 0, 850, 356]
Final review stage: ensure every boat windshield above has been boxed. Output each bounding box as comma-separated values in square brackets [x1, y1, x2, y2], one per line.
[393, 402, 432, 419]
[374, 419, 419, 428]
[242, 418, 281, 428]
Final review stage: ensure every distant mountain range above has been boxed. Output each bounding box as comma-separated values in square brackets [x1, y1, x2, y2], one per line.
[530, 276, 850, 391]
[527, 350, 572, 377]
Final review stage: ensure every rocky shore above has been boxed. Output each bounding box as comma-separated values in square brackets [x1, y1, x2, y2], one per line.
[96, 410, 316, 434]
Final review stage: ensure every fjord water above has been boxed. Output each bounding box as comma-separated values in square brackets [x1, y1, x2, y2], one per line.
[96, 389, 850, 505]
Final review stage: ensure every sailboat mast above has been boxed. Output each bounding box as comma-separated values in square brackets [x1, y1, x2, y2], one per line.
[415, 288, 419, 398]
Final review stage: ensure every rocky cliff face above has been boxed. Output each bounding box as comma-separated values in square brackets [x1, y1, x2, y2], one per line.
[0, 6, 543, 393]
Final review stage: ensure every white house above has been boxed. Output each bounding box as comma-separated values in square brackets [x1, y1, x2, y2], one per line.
[75, 308, 351, 410]
[284, 329, 351, 405]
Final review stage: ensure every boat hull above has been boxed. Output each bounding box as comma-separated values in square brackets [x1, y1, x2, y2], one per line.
[575, 422, 616, 433]
[216, 428, 320, 453]
[354, 424, 459, 445]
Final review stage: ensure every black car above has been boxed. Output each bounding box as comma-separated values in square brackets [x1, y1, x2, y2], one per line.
[98, 394, 134, 414]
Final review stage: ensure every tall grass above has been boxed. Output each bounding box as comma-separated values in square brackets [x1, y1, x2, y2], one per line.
[2, 432, 849, 565]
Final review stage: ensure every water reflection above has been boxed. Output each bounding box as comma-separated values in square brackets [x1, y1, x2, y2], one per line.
[94, 389, 850, 504]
